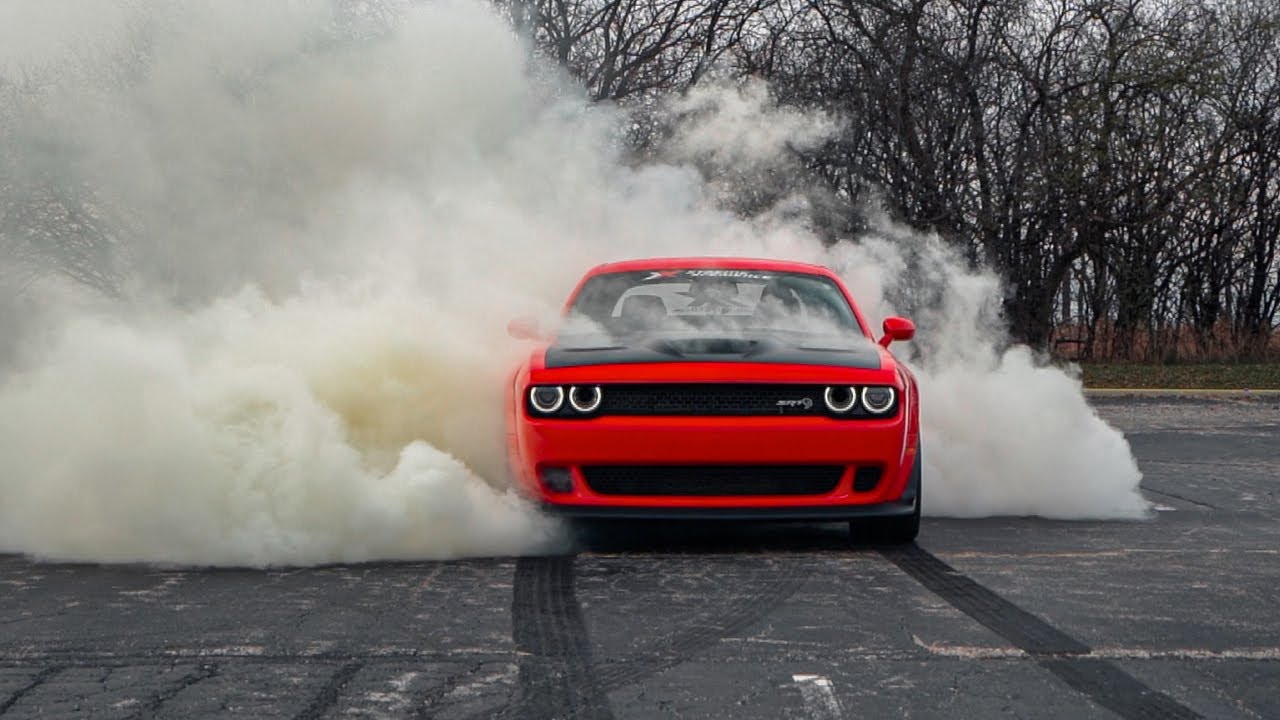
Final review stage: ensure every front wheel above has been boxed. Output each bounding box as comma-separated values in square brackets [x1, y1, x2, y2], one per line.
[851, 450, 921, 544]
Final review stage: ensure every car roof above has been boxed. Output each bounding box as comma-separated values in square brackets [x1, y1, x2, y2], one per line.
[586, 256, 837, 277]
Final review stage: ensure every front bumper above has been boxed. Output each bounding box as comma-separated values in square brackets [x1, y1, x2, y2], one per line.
[511, 414, 918, 513]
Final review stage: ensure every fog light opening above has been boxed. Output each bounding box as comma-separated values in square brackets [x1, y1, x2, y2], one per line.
[853, 466, 883, 492]
[539, 467, 574, 494]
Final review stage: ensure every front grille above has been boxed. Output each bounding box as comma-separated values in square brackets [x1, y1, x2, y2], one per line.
[581, 465, 843, 496]
[598, 384, 826, 416]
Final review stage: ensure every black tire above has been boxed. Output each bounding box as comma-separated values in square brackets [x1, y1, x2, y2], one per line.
[851, 450, 921, 544]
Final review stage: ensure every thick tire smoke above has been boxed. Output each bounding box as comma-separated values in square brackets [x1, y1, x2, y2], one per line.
[0, 0, 1147, 566]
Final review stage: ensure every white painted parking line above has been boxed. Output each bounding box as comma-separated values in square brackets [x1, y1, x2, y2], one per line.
[792, 673, 844, 719]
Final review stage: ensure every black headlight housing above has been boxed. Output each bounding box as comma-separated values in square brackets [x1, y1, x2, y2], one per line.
[821, 384, 899, 417]
[525, 383, 899, 418]
[527, 385, 603, 417]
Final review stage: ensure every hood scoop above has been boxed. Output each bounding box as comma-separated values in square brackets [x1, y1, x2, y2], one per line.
[651, 337, 761, 357]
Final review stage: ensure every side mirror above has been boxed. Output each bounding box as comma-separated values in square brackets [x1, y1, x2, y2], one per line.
[507, 316, 543, 341]
[878, 316, 915, 348]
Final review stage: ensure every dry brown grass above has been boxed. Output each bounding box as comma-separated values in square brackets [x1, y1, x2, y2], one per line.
[1078, 362, 1280, 389]
[1051, 321, 1279, 363]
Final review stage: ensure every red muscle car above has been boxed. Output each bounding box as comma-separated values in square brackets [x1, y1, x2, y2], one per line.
[505, 257, 921, 543]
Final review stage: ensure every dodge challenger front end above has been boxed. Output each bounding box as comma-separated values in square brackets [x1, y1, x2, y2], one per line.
[505, 257, 921, 543]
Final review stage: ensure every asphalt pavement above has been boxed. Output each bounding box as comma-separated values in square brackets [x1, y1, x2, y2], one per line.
[1, 396, 1277, 719]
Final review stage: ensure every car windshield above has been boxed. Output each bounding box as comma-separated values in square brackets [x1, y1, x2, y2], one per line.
[565, 269, 860, 337]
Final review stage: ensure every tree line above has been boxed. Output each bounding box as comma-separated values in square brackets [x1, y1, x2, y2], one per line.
[497, 0, 1280, 361]
[3, 0, 1275, 361]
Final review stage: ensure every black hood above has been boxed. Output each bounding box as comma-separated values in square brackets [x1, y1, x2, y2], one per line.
[543, 331, 882, 370]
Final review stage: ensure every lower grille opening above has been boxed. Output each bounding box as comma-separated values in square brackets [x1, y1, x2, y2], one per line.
[853, 466, 883, 492]
[581, 465, 843, 497]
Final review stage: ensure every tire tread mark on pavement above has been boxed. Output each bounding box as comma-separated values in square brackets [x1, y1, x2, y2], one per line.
[883, 546, 1202, 720]
[292, 661, 363, 720]
[0, 666, 62, 716]
[1142, 486, 1218, 510]
[507, 556, 612, 720]
[123, 664, 218, 720]
[595, 559, 809, 690]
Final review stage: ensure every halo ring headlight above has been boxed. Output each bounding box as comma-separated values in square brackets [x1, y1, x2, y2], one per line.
[568, 385, 603, 414]
[529, 386, 565, 414]
[823, 385, 857, 413]
[860, 386, 896, 414]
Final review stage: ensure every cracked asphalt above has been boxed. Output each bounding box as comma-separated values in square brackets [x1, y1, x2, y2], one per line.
[2, 396, 1278, 719]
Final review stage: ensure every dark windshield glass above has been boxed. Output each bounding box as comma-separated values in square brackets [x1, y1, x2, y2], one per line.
[566, 269, 859, 336]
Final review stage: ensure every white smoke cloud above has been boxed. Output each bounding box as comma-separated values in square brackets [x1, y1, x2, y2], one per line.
[826, 225, 1147, 519]
[0, 289, 565, 566]
[0, 0, 1147, 566]
[666, 79, 839, 169]
[0, 2, 136, 76]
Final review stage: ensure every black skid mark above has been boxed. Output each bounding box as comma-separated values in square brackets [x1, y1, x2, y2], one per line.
[883, 545, 1201, 720]
[507, 556, 613, 720]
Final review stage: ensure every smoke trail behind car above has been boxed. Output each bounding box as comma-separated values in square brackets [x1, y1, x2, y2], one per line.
[0, 0, 1146, 565]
